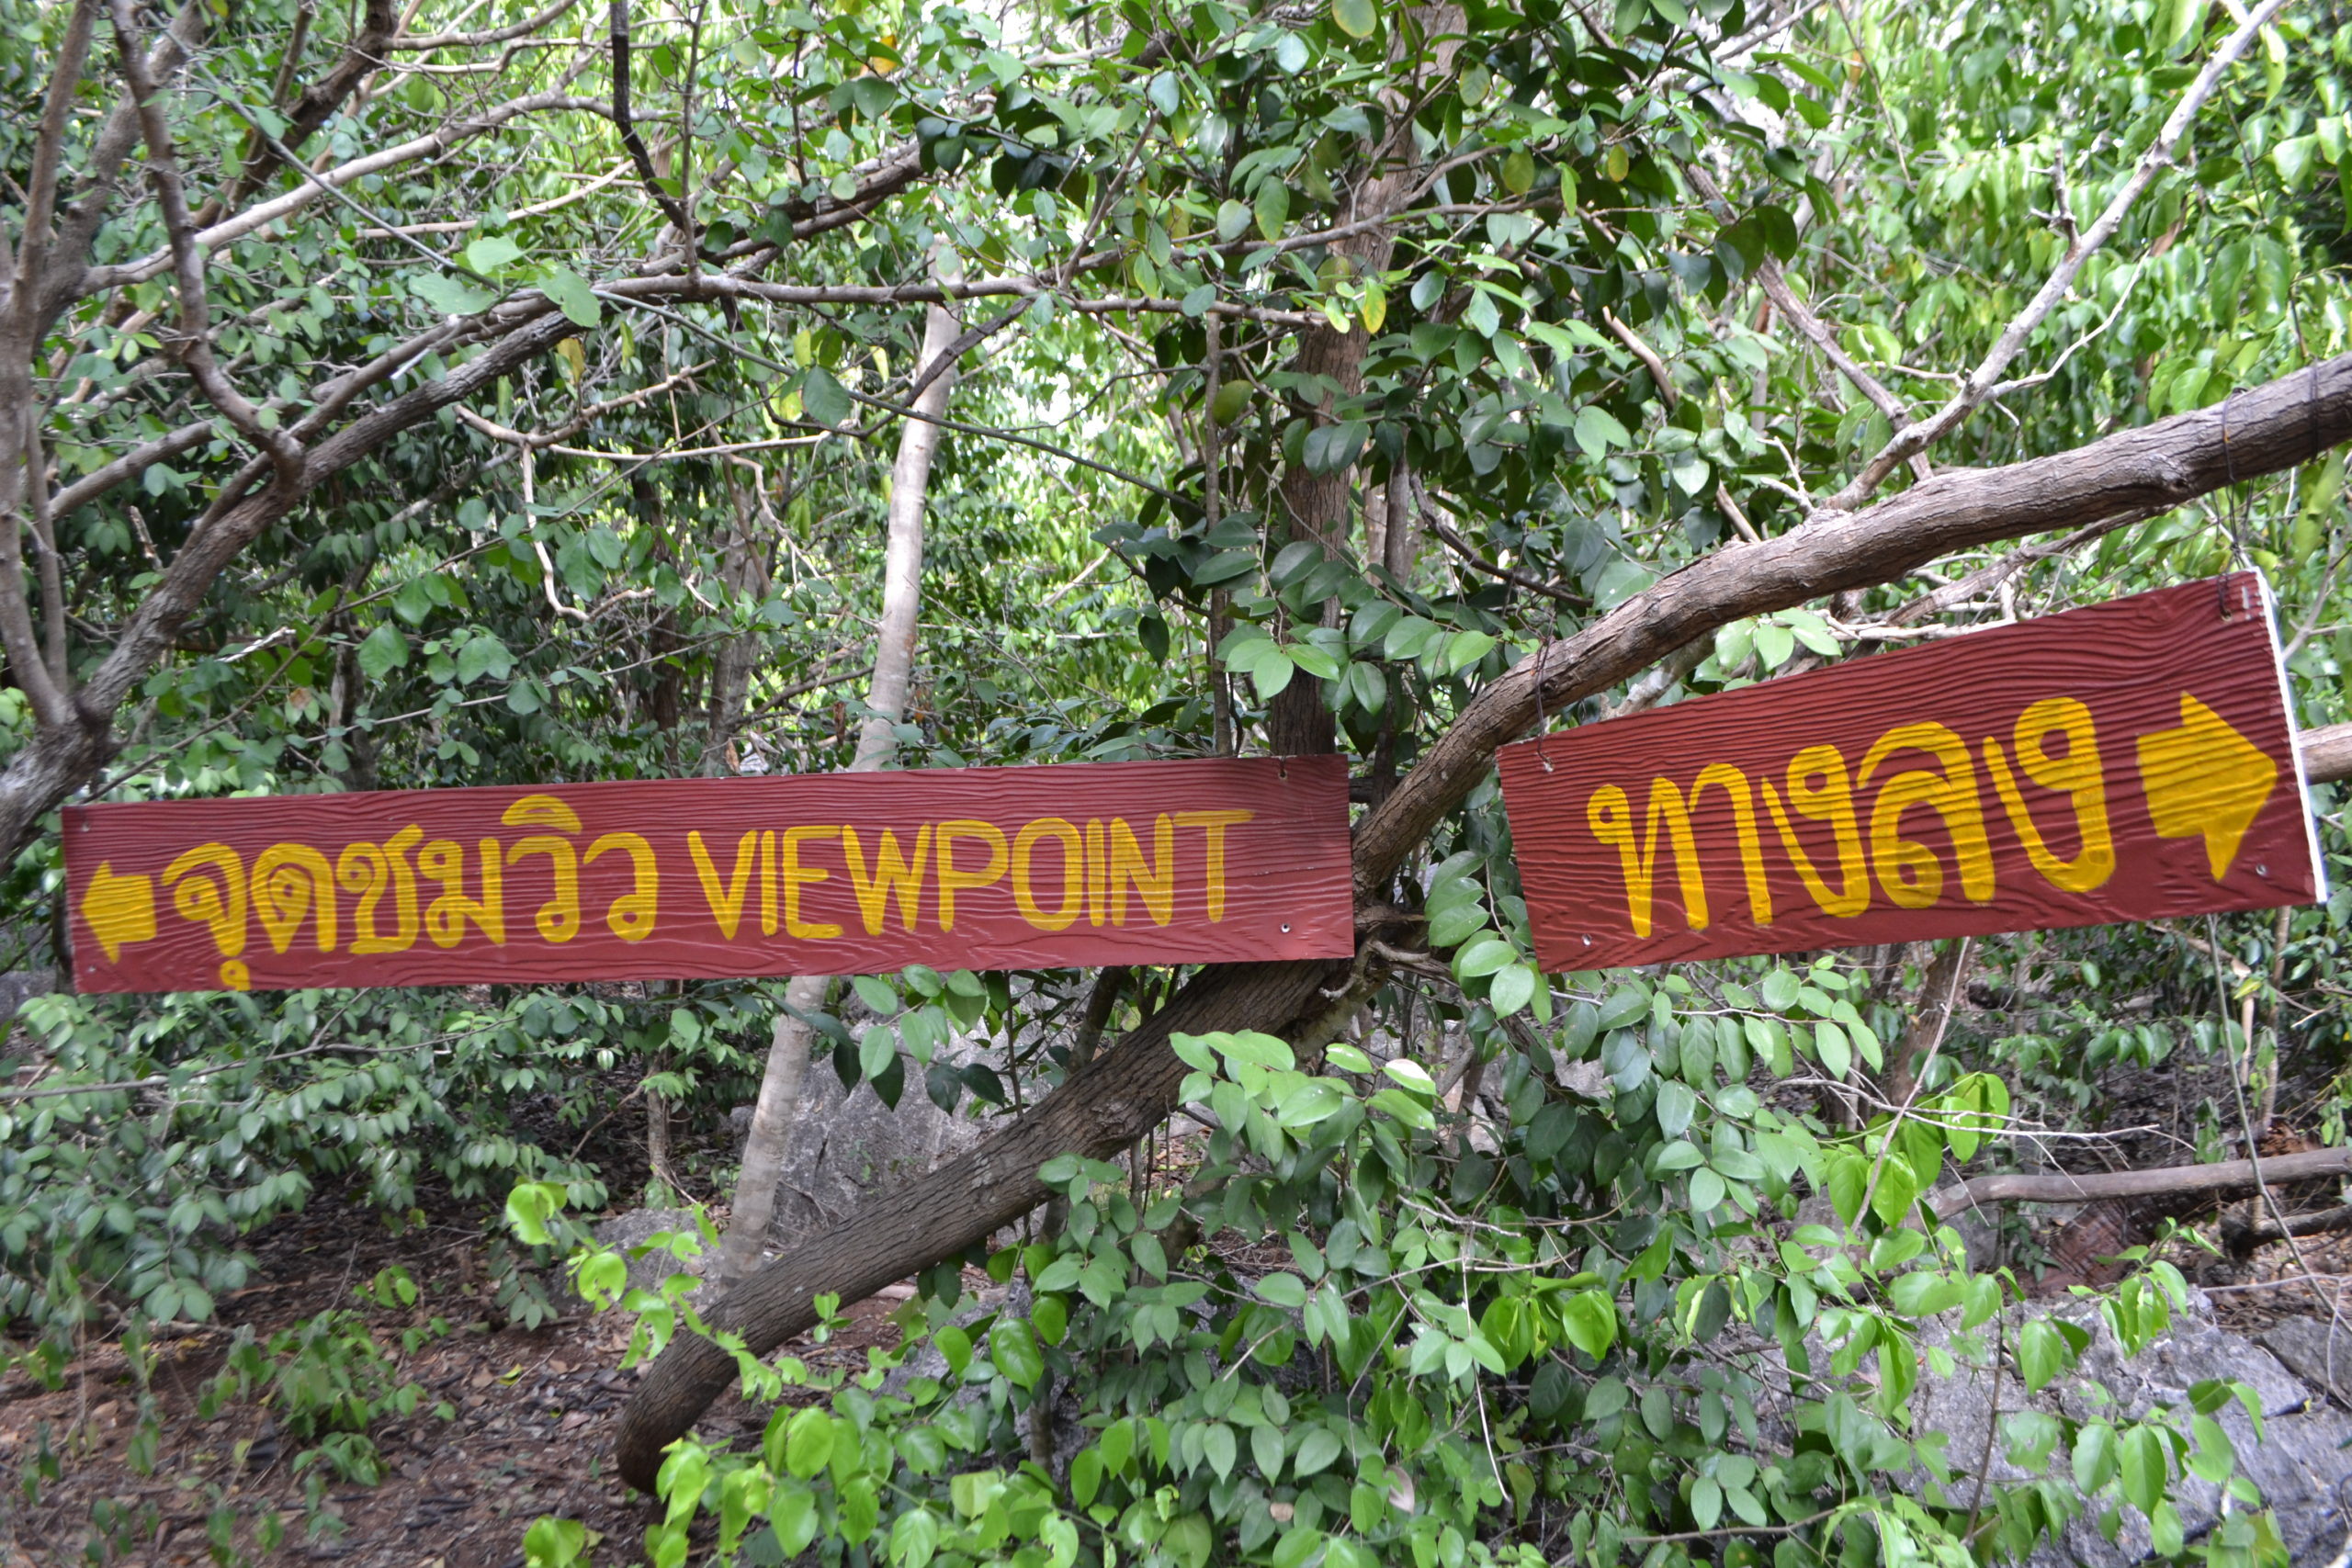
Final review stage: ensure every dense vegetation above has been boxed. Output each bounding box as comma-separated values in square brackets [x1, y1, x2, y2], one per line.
[2, 0, 2350, 1561]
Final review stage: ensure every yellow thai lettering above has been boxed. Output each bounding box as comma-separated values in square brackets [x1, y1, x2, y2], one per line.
[419, 838, 505, 947]
[689, 829, 759, 939]
[1983, 697, 2115, 894]
[1688, 764, 1773, 927]
[339, 825, 423, 953]
[842, 826, 931, 935]
[1586, 783, 1708, 938]
[779, 825, 842, 940]
[252, 844, 336, 954]
[1760, 746, 1871, 918]
[503, 795, 582, 943]
[936, 820, 1010, 931]
[1107, 815, 1175, 927]
[583, 831, 659, 942]
[1173, 809, 1253, 921]
[1012, 818, 1085, 931]
[1859, 722, 1995, 909]
[164, 843, 248, 957]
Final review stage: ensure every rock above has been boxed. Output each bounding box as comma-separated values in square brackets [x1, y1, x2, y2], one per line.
[2256, 1316, 2352, 1405]
[1904, 1292, 2352, 1565]
[0, 969, 56, 1030]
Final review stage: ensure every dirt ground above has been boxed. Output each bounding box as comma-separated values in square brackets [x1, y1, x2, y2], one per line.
[0, 1179, 912, 1568]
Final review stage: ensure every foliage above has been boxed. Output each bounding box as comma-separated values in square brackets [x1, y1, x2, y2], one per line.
[4, 0, 2352, 1560]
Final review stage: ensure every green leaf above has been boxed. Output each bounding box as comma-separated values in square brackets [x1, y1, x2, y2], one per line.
[1573, 404, 1631, 456]
[990, 1318, 1044, 1389]
[1454, 936, 1515, 978]
[784, 1407, 834, 1478]
[1871, 1155, 1919, 1227]
[1254, 1271, 1308, 1308]
[463, 234, 526, 276]
[1331, 0, 1377, 36]
[802, 367, 853, 427]
[1687, 1167, 1725, 1212]
[1278, 1078, 1348, 1128]
[539, 267, 601, 328]
[1654, 1080, 1697, 1139]
[411, 273, 497, 316]
[1814, 1020, 1852, 1079]
[1560, 1289, 1617, 1359]
[1487, 963, 1536, 1018]
[2017, 1319, 2066, 1393]
[1250, 647, 1297, 701]
[357, 623, 409, 679]
[1253, 179, 1291, 242]
[2072, 1420, 2119, 1493]
[1690, 1477, 1723, 1531]
[1203, 1422, 1238, 1481]
[1825, 1152, 1869, 1227]
[2118, 1424, 2167, 1514]
[852, 975, 899, 1015]
[858, 1026, 896, 1082]
[1294, 1427, 1343, 1476]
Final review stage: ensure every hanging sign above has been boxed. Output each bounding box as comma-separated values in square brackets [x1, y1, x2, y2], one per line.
[1498, 574, 2326, 972]
[63, 755, 1354, 994]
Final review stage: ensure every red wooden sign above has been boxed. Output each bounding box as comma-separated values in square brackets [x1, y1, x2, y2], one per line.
[1499, 575, 2326, 972]
[63, 756, 1353, 994]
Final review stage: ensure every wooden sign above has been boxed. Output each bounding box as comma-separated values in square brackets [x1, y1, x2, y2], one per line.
[63, 756, 1353, 994]
[1498, 575, 2326, 971]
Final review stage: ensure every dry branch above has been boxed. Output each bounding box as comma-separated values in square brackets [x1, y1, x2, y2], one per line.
[1928, 1146, 2352, 1217]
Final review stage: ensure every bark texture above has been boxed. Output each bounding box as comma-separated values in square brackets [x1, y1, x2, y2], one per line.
[617, 350, 2352, 1489]
[1929, 1145, 2352, 1216]
[714, 300, 960, 1285]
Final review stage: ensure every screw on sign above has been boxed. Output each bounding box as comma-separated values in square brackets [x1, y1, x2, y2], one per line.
[1498, 575, 2327, 972]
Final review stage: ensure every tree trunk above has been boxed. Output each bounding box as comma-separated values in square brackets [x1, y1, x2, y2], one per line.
[618, 349, 2352, 1491]
[713, 299, 961, 1286]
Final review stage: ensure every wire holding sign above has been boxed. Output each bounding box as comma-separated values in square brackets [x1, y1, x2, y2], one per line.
[1498, 575, 2326, 972]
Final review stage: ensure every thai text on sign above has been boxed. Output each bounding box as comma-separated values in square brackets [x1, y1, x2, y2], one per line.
[64, 756, 1353, 994]
[1498, 575, 2326, 972]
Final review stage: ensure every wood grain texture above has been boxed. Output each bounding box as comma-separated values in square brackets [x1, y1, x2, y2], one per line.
[1499, 576, 2324, 969]
[62, 756, 1352, 993]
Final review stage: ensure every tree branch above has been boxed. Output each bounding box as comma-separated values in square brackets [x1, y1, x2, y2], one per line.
[110, 0, 304, 491]
[1826, 0, 2292, 510]
[1928, 1146, 2352, 1217]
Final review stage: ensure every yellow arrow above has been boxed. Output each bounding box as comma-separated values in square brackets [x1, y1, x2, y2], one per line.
[2135, 694, 2278, 881]
[82, 862, 156, 963]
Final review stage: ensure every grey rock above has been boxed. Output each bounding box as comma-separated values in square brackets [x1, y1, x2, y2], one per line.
[2258, 1316, 2352, 1405]
[1903, 1293, 2352, 1565]
[0, 968, 56, 1030]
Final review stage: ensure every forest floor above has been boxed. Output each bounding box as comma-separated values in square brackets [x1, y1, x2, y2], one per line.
[0, 1173, 920, 1568]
